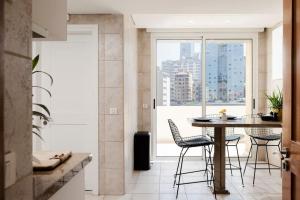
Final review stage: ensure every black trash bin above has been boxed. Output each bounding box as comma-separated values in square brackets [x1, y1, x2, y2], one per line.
[134, 131, 151, 170]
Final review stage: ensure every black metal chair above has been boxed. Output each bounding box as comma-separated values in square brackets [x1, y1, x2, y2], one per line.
[168, 119, 216, 199]
[205, 114, 244, 186]
[243, 115, 282, 185]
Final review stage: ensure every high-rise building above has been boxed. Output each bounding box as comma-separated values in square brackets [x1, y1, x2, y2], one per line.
[181, 56, 202, 103]
[180, 42, 194, 60]
[206, 43, 245, 103]
[157, 69, 171, 106]
[206, 44, 219, 102]
[161, 60, 181, 105]
[174, 71, 193, 105]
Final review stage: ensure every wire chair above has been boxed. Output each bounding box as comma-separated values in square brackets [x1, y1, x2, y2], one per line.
[168, 119, 216, 199]
[242, 114, 282, 185]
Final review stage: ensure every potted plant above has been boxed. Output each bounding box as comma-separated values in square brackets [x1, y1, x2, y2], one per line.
[266, 88, 283, 121]
[32, 55, 53, 139]
[219, 108, 227, 120]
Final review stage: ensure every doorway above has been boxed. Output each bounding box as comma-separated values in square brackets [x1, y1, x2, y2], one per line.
[32, 25, 99, 194]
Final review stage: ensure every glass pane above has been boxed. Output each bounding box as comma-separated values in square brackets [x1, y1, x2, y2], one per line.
[156, 40, 203, 156]
[205, 40, 252, 157]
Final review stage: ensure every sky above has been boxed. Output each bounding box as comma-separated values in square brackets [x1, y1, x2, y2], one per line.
[156, 40, 202, 67]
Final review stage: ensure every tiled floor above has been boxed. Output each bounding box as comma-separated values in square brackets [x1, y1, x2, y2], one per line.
[86, 160, 282, 200]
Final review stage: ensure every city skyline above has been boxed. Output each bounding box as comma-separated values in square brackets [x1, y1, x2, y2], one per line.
[157, 40, 246, 106]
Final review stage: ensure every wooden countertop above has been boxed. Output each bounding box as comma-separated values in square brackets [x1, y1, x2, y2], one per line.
[191, 118, 282, 128]
[33, 153, 92, 200]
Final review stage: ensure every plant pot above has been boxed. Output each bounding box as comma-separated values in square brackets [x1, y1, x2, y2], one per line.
[277, 109, 282, 121]
[271, 108, 282, 121]
[221, 113, 227, 121]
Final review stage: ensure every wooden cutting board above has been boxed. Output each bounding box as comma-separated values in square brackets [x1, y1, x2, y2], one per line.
[33, 151, 72, 171]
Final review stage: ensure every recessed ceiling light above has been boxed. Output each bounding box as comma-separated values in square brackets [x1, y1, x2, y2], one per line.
[188, 20, 195, 24]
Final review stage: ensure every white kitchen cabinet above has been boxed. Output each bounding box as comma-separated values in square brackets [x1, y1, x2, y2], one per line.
[32, 0, 67, 41]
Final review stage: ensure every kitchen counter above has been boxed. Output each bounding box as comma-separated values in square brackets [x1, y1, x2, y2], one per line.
[33, 153, 92, 200]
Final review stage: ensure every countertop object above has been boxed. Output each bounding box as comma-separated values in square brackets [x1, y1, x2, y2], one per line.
[33, 153, 92, 200]
[191, 117, 282, 128]
[33, 151, 72, 171]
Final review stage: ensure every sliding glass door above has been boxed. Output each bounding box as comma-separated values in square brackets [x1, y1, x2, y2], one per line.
[205, 40, 253, 157]
[154, 35, 254, 157]
[156, 39, 204, 156]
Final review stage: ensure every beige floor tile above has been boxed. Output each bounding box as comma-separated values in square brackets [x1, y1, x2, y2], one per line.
[160, 183, 186, 194]
[160, 176, 176, 184]
[131, 194, 159, 200]
[103, 194, 131, 200]
[186, 194, 215, 200]
[97, 160, 282, 200]
[135, 175, 160, 184]
[128, 183, 160, 194]
[161, 193, 188, 200]
[85, 193, 104, 200]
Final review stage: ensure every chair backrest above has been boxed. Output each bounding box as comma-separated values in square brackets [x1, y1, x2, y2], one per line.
[168, 119, 184, 146]
[242, 114, 274, 137]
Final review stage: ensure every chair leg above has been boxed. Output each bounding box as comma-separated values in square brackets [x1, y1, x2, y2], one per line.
[176, 148, 188, 199]
[207, 146, 217, 200]
[265, 144, 271, 175]
[226, 144, 233, 176]
[243, 142, 253, 175]
[235, 143, 244, 186]
[204, 145, 208, 174]
[204, 146, 209, 185]
[174, 148, 184, 187]
[253, 145, 259, 185]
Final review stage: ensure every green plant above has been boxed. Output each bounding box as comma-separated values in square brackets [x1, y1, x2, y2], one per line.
[266, 88, 283, 111]
[32, 55, 53, 140]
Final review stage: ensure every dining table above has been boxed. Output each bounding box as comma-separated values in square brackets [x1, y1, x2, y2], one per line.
[191, 116, 282, 194]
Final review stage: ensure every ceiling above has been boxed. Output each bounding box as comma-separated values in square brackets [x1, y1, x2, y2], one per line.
[68, 0, 283, 28]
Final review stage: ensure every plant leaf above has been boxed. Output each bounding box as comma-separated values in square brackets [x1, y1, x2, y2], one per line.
[33, 103, 50, 116]
[32, 124, 41, 131]
[32, 111, 50, 121]
[32, 71, 53, 85]
[32, 86, 52, 97]
[265, 88, 283, 109]
[32, 130, 44, 141]
[32, 55, 39, 71]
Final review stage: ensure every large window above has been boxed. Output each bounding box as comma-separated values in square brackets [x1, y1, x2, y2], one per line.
[154, 35, 254, 157]
[156, 40, 203, 156]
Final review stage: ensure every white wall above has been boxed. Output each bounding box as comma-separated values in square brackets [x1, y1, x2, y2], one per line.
[265, 25, 283, 166]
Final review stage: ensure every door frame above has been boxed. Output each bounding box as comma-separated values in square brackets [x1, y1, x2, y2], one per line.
[32, 24, 99, 194]
[0, 0, 4, 198]
[150, 31, 259, 160]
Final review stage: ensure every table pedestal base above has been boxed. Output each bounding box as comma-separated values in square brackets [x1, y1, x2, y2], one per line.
[209, 186, 230, 194]
[213, 127, 230, 194]
[214, 189, 230, 194]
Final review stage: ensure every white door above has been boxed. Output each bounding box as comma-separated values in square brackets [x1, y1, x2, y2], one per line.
[38, 25, 99, 194]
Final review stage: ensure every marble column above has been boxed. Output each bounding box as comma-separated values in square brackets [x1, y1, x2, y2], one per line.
[4, 0, 33, 199]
